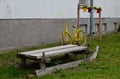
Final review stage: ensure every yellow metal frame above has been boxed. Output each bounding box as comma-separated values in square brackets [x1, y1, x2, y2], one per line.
[60, 23, 87, 45]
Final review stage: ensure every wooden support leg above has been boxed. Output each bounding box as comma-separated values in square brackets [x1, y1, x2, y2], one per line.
[39, 62, 45, 70]
[20, 57, 26, 67]
[82, 53, 87, 59]
[39, 52, 46, 69]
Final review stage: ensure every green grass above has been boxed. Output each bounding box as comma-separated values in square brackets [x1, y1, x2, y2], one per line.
[0, 32, 120, 79]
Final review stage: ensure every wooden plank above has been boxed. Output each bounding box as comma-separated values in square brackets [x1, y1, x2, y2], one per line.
[87, 46, 99, 62]
[28, 46, 87, 59]
[35, 59, 85, 77]
[19, 44, 77, 55]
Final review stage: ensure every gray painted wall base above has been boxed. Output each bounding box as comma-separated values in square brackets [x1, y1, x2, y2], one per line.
[0, 18, 119, 52]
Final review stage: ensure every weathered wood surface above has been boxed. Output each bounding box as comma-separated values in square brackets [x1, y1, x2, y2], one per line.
[87, 46, 99, 62]
[17, 44, 88, 67]
[30, 46, 87, 59]
[36, 59, 85, 76]
[35, 46, 99, 77]
[17, 44, 87, 59]
[20, 44, 77, 55]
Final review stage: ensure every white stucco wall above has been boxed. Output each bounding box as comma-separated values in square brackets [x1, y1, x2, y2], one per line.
[0, 0, 120, 19]
[94, 0, 120, 18]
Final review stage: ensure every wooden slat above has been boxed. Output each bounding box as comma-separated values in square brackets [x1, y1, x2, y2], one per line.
[28, 46, 87, 59]
[19, 44, 77, 55]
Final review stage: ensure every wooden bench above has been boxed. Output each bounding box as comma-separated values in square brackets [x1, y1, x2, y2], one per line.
[17, 44, 88, 69]
[17, 44, 99, 77]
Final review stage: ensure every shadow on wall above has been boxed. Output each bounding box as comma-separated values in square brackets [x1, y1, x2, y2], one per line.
[117, 25, 120, 32]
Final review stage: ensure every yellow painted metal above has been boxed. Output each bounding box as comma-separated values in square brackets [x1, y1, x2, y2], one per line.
[60, 23, 87, 45]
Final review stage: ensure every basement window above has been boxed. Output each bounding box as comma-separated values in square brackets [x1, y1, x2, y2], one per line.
[95, 23, 99, 32]
[102, 23, 107, 32]
[113, 22, 117, 30]
[80, 24, 88, 33]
